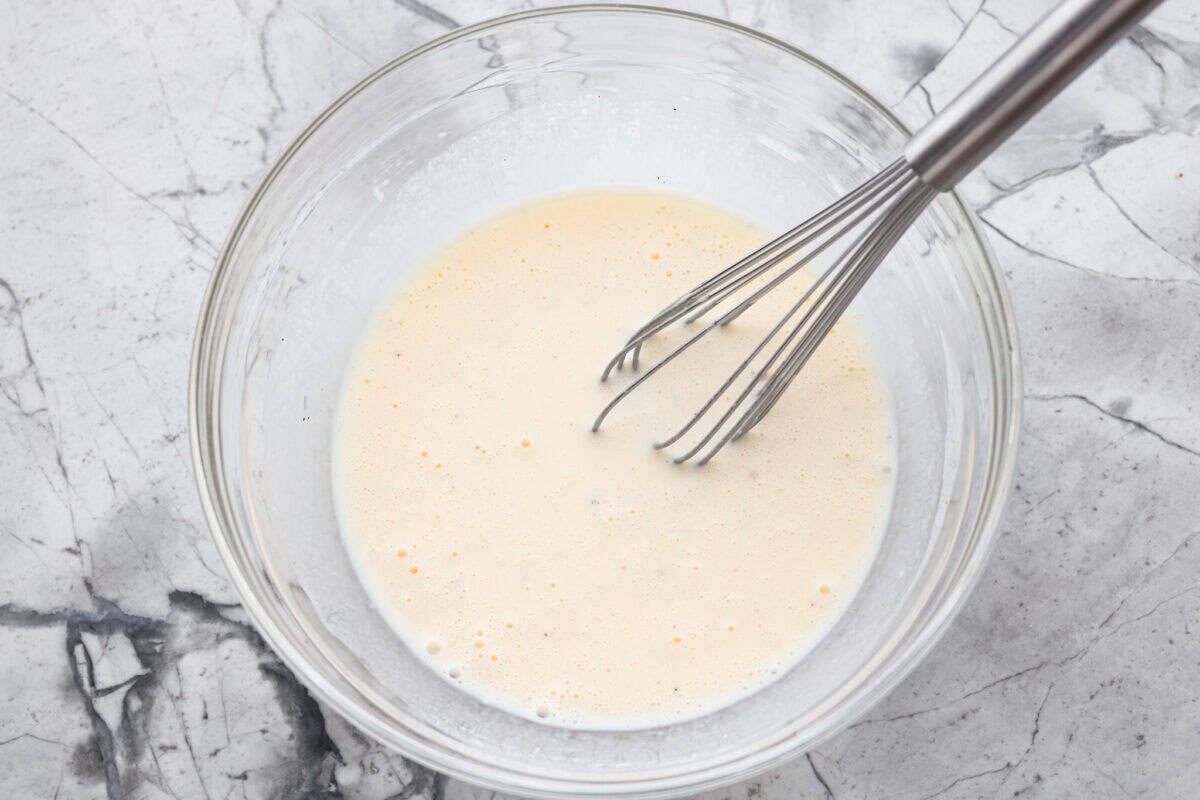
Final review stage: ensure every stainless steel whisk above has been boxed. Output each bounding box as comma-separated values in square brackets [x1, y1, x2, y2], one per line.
[593, 0, 1161, 464]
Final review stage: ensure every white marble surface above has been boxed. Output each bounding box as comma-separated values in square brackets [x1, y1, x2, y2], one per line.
[2, 0, 1198, 797]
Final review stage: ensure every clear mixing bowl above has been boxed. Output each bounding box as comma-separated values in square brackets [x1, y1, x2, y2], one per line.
[190, 6, 1020, 798]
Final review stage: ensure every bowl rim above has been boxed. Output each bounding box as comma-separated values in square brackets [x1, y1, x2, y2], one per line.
[189, 4, 1023, 797]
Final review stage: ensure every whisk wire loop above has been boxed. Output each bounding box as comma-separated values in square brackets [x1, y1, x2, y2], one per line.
[593, 160, 936, 463]
[598, 160, 909, 382]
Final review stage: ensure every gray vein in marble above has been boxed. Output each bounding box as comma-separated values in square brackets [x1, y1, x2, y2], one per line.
[1, 90, 219, 257]
[1028, 392, 1200, 458]
[395, 0, 462, 30]
[2, 591, 356, 799]
[804, 753, 836, 799]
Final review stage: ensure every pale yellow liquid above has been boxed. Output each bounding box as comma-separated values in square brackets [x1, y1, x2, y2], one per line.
[336, 191, 894, 725]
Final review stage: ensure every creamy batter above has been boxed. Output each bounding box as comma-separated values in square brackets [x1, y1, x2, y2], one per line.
[335, 191, 894, 726]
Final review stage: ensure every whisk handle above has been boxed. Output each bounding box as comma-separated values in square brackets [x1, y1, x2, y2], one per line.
[905, 0, 1162, 191]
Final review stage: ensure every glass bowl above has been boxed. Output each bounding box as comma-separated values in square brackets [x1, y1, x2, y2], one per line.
[190, 6, 1020, 798]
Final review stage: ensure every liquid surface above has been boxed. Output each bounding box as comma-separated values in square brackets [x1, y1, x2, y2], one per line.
[336, 191, 893, 725]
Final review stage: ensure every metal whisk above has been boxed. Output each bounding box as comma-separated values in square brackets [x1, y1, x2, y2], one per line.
[593, 0, 1160, 464]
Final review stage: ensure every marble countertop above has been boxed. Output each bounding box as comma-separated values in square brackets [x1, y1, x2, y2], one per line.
[2, 0, 1198, 797]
